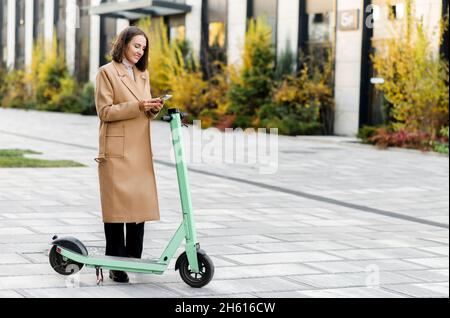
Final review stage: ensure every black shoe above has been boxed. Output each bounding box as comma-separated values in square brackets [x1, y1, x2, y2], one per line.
[109, 270, 129, 283]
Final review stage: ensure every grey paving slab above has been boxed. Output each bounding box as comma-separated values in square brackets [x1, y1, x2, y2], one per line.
[0, 274, 74, 290]
[163, 277, 307, 297]
[0, 290, 24, 298]
[240, 241, 353, 253]
[0, 109, 448, 297]
[423, 237, 449, 245]
[0, 254, 32, 265]
[287, 271, 421, 289]
[20, 253, 50, 264]
[417, 246, 449, 256]
[19, 284, 181, 298]
[383, 282, 449, 298]
[212, 263, 321, 280]
[0, 264, 56, 276]
[303, 259, 429, 274]
[222, 251, 342, 265]
[403, 257, 449, 269]
[192, 235, 281, 246]
[342, 238, 447, 249]
[0, 227, 35, 235]
[186, 293, 259, 298]
[325, 248, 440, 261]
[257, 286, 405, 298]
[398, 269, 449, 283]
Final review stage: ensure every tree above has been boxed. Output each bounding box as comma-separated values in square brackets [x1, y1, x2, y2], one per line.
[228, 17, 275, 128]
[372, 0, 449, 138]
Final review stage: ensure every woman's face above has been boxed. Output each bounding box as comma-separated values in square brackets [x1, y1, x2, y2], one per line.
[124, 35, 147, 65]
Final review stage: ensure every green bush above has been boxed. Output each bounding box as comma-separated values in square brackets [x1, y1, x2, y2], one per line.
[275, 41, 295, 80]
[35, 43, 72, 112]
[372, 0, 449, 138]
[0, 66, 7, 104]
[259, 102, 323, 135]
[56, 77, 84, 113]
[139, 18, 208, 121]
[0, 70, 29, 109]
[432, 126, 449, 154]
[0, 38, 95, 114]
[358, 125, 380, 143]
[228, 17, 275, 128]
[79, 83, 96, 115]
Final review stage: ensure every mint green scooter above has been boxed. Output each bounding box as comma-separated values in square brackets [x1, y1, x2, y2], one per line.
[49, 108, 214, 288]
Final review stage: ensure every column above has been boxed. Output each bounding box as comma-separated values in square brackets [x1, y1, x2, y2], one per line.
[90, 0, 101, 83]
[333, 0, 364, 136]
[66, 0, 78, 75]
[276, 0, 299, 68]
[116, 0, 130, 35]
[227, 0, 247, 67]
[44, 0, 55, 49]
[185, 0, 202, 60]
[25, 0, 34, 69]
[7, 0, 16, 69]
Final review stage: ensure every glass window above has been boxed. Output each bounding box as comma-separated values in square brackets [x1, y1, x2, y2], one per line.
[169, 15, 186, 41]
[99, 0, 117, 66]
[208, 0, 227, 24]
[389, 3, 405, 20]
[55, 0, 67, 55]
[1, 0, 7, 66]
[33, 0, 45, 42]
[372, 4, 381, 21]
[16, 0, 26, 69]
[367, 41, 391, 126]
[208, 0, 227, 48]
[252, 0, 277, 45]
[306, 0, 333, 14]
[300, 0, 335, 64]
[75, 0, 90, 83]
[306, 0, 334, 44]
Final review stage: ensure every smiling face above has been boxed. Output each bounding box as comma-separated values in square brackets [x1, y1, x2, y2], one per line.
[124, 35, 147, 65]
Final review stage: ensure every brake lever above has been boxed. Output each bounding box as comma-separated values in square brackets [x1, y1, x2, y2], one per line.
[162, 115, 172, 122]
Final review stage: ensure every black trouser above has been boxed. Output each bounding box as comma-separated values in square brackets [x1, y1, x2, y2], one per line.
[104, 222, 145, 259]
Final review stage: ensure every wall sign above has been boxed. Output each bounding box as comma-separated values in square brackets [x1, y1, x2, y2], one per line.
[338, 9, 360, 31]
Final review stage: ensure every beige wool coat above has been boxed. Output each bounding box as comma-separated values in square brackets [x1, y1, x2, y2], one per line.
[94, 60, 160, 223]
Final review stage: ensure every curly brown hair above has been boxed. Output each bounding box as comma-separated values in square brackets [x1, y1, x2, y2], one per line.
[111, 26, 149, 72]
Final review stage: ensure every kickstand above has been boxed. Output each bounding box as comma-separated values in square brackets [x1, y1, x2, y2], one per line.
[95, 266, 104, 285]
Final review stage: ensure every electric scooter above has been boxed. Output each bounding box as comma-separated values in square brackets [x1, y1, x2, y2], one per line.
[49, 108, 214, 288]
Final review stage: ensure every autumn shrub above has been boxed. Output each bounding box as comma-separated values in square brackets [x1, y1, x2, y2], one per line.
[372, 0, 449, 138]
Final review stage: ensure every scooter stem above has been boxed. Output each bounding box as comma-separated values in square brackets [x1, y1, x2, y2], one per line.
[167, 108, 199, 271]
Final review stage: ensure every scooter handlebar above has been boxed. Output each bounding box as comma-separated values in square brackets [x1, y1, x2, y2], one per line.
[162, 112, 188, 122]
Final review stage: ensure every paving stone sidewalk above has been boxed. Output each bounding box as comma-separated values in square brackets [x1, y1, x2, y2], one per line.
[0, 109, 448, 298]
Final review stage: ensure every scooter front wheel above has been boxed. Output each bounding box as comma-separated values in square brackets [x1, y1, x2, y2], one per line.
[49, 245, 84, 276]
[177, 252, 214, 288]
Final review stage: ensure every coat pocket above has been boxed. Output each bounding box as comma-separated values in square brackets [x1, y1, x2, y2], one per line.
[105, 125, 125, 158]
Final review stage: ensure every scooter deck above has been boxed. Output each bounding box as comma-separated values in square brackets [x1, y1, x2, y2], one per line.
[58, 247, 167, 274]
[92, 255, 159, 264]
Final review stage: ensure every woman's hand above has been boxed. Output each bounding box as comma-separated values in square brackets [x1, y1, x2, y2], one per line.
[150, 98, 164, 114]
[139, 98, 164, 113]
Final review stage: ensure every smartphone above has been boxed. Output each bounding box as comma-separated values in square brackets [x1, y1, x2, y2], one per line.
[160, 94, 172, 101]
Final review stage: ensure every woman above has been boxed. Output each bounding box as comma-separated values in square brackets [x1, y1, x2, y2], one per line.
[94, 26, 164, 283]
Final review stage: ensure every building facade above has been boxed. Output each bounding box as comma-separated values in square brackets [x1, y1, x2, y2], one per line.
[0, 0, 447, 136]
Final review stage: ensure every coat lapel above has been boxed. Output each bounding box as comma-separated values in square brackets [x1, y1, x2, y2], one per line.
[112, 60, 145, 101]
[135, 68, 148, 98]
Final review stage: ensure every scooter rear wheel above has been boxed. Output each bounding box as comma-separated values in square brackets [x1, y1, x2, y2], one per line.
[177, 252, 214, 288]
[49, 245, 84, 276]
